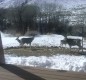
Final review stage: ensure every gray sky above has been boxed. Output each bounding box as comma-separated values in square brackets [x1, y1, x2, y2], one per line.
[56, 0, 86, 9]
[0, 0, 86, 9]
[36, 0, 86, 9]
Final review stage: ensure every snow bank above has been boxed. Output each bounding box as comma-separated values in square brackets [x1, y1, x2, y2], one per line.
[1, 33, 64, 49]
[5, 54, 86, 72]
[67, 36, 82, 40]
[1, 31, 86, 49]
[32, 34, 64, 47]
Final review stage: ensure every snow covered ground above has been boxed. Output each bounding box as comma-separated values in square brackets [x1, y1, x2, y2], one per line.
[1, 33, 64, 48]
[5, 54, 86, 72]
[1, 32, 86, 72]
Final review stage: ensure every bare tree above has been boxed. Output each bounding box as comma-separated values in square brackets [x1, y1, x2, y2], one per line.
[7, 0, 39, 35]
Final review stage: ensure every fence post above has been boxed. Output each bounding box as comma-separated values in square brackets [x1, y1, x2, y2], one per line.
[0, 33, 5, 64]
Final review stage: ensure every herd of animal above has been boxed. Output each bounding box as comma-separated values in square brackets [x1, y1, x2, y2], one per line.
[16, 36, 82, 51]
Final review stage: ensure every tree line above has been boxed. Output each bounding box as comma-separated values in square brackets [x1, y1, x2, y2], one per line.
[0, 0, 85, 36]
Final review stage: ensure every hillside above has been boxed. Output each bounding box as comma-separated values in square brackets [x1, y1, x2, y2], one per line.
[0, 0, 86, 9]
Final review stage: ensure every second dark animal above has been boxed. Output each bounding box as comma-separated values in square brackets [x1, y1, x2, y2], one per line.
[60, 37, 82, 51]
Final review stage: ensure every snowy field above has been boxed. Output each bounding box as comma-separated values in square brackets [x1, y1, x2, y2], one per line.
[1, 32, 86, 72]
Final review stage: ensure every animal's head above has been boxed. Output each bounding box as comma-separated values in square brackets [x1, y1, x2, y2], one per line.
[16, 36, 23, 45]
[30, 35, 35, 39]
[32, 36, 35, 39]
[16, 36, 19, 40]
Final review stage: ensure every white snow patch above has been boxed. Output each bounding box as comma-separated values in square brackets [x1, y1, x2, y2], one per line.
[5, 54, 86, 72]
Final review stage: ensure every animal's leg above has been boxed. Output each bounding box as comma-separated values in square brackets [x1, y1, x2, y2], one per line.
[69, 46, 71, 52]
[65, 44, 66, 48]
[61, 44, 64, 50]
[60, 43, 62, 47]
[60, 43, 62, 49]
[29, 43, 31, 49]
[20, 43, 23, 47]
[78, 46, 82, 53]
[77, 47, 80, 53]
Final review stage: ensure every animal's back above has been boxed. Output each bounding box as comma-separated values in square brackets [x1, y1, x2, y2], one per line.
[21, 37, 34, 44]
[66, 38, 81, 47]
[61, 40, 67, 44]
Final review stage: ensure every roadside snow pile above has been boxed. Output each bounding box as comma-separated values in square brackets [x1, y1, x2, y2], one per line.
[5, 54, 86, 72]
